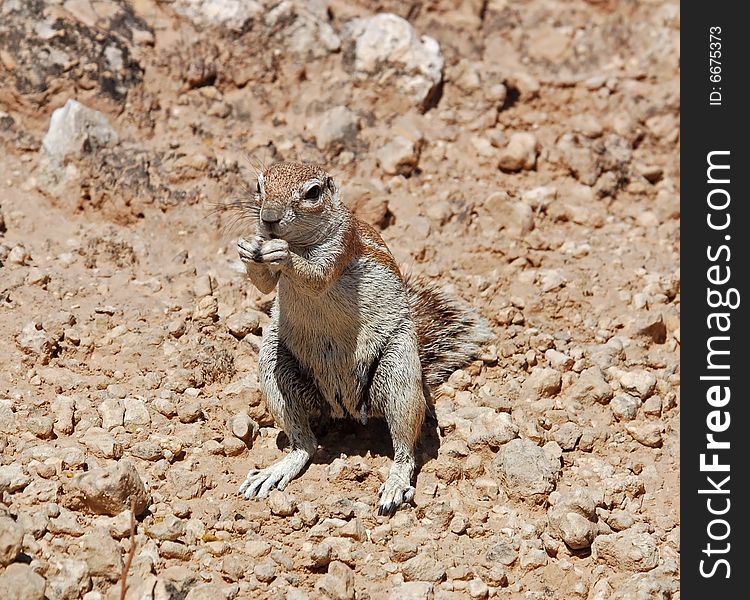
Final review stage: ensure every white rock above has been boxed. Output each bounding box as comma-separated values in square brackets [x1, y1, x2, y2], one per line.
[343, 13, 443, 109]
[592, 530, 659, 572]
[0, 563, 46, 600]
[620, 371, 657, 399]
[0, 516, 24, 566]
[310, 106, 359, 151]
[376, 136, 420, 176]
[41, 100, 118, 168]
[498, 132, 538, 172]
[172, 0, 263, 31]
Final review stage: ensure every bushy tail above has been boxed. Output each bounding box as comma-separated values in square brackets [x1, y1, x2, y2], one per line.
[405, 275, 494, 388]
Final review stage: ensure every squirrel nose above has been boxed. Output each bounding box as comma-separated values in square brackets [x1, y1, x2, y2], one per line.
[260, 207, 283, 224]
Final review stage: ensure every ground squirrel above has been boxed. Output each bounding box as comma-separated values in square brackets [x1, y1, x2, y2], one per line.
[234, 161, 492, 515]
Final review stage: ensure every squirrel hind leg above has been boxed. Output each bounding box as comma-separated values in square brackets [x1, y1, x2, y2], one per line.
[368, 329, 425, 516]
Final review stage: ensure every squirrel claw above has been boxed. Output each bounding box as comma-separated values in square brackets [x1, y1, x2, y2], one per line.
[377, 480, 415, 517]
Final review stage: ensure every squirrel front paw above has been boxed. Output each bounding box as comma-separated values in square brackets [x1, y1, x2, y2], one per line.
[238, 237, 290, 272]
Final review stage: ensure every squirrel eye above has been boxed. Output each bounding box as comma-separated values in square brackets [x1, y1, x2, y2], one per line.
[304, 184, 322, 201]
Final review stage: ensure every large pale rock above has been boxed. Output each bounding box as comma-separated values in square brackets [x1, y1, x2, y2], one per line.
[343, 13, 443, 109]
[547, 489, 599, 550]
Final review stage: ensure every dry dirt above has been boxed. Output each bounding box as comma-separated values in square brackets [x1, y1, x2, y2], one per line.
[0, 1, 680, 599]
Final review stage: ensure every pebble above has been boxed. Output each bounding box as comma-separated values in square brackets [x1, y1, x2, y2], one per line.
[625, 422, 663, 448]
[0, 399, 17, 433]
[167, 468, 206, 500]
[486, 542, 518, 566]
[388, 536, 418, 562]
[620, 371, 657, 399]
[160, 540, 191, 560]
[567, 368, 613, 404]
[123, 397, 151, 427]
[229, 412, 259, 445]
[0, 563, 46, 600]
[388, 582, 433, 600]
[0, 516, 24, 566]
[498, 132, 538, 172]
[130, 440, 164, 461]
[98, 398, 124, 430]
[592, 530, 659, 572]
[520, 367, 562, 401]
[484, 191, 535, 237]
[177, 399, 202, 423]
[51, 395, 75, 436]
[401, 553, 446, 583]
[269, 490, 297, 517]
[492, 438, 561, 500]
[46, 557, 92, 600]
[311, 106, 359, 151]
[315, 561, 355, 600]
[79, 530, 122, 581]
[0, 463, 31, 494]
[551, 422, 582, 451]
[225, 311, 261, 339]
[66, 460, 150, 516]
[376, 136, 420, 176]
[610, 395, 641, 421]
[254, 561, 276, 583]
[548, 489, 598, 549]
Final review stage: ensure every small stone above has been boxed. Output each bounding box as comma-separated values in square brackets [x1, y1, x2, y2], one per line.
[46, 557, 92, 600]
[551, 422, 582, 451]
[0, 516, 24, 566]
[167, 468, 206, 500]
[342, 13, 444, 109]
[269, 490, 297, 517]
[185, 583, 227, 600]
[226, 312, 261, 339]
[483, 191, 534, 237]
[625, 422, 663, 448]
[7, 245, 30, 266]
[82, 428, 124, 459]
[642, 396, 662, 416]
[0, 399, 17, 433]
[222, 437, 246, 456]
[130, 440, 164, 461]
[193, 274, 214, 298]
[311, 106, 359, 151]
[316, 560, 354, 600]
[388, 536, 418, 562]
[0, 463, 31, 493]
[610, 395, 641, 421]
[388, 582, 433, 600]
[98, 398, 124, 430]
[254, 561, 276, 583]
[177, 399, 202, 423]
[492, 438, 561, 501]
[80, 530, 122, 581]
[153, 397, 176, 417]
[545, 349, 574, 371]
[592, 530, 659, 572]
[66, 460, 150, 516]
[498, 132, 538, 172]
[449, 514, 468, 535]
[229, 412, 258, 444]
[27, 414, 54, 439]
[193, 296, 219, 321]
[567, 368, 613, 404]
[520, 367, 562, 401]
[123, 398, 151, 427]
[620, 371, 657, 399]
[0, 563, 46, 600]
[160, 540, 191, 560]
[634, 313, 667, 344]
[486, 542, 517, 566]
[548, 489, 598, 550]
[376, 136, 420, 176]
[51, 395, 75, 435]
[401, 553, 446, 582]
[147, 514, 186, 541]
[467, 578, 490, 599]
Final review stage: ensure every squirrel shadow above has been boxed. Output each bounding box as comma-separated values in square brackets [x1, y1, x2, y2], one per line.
[274, 409, 441, 475]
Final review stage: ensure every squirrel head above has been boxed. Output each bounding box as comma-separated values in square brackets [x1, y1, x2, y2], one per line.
[253, 161, 342, 247]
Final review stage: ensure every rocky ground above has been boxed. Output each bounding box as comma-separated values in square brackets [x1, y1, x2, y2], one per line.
[0, 0, 680, 598]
